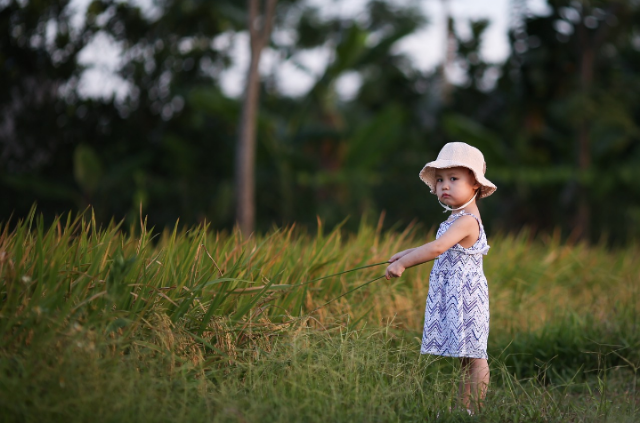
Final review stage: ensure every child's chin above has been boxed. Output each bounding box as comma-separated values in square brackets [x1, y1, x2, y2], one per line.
[445, 200, 464, 208]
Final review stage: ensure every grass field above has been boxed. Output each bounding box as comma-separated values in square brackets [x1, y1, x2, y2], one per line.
[0, 208, 638, 422]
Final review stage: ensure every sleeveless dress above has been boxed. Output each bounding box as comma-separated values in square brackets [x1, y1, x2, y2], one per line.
[420, 211, 490, 359]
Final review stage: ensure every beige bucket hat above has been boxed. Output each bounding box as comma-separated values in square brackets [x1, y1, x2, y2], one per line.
[419, 142, 497, 198]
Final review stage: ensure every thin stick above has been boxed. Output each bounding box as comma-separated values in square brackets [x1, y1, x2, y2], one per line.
[286, 261, 388, 289]
[305, 275, 386, 316]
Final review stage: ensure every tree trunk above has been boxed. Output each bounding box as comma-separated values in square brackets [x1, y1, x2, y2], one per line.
[235, 0, 277, 237]
[573, 4, 618, 241]
[575, 21, 595, 240]
[440, 0, 455, 104]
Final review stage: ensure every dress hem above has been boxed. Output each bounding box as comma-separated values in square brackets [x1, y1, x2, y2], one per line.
[420, 349, 488, 360]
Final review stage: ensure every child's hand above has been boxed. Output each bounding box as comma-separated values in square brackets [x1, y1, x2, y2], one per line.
[385, 261, 405, 280]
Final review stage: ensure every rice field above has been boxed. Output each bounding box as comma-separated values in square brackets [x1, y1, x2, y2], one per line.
[0, 207, 638, 422]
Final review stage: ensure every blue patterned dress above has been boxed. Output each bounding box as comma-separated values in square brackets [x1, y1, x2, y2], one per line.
[421, 211, 490, 359]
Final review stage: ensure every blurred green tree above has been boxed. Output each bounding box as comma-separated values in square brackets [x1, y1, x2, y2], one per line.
[449, 0, 640, 242]
[3, 0, 640, 245]
[0, 0, 101, 213]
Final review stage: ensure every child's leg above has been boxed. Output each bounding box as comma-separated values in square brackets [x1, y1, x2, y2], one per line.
[458, 358, 472, 409]
[458, 357, 490, 413]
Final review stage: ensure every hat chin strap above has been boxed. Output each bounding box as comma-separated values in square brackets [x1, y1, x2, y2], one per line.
[438, 191, 478, 213]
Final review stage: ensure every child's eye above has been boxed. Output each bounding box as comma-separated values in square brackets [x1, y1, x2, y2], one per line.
[436, 178, 442, 182]
[450, 177, 457, 181]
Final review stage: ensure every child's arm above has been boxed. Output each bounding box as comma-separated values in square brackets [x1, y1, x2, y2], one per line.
[389, 248, 416, 262]
[385, 216, 479, 280]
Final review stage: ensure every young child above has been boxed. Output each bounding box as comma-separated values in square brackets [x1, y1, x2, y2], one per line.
[385, 142, 496, 415]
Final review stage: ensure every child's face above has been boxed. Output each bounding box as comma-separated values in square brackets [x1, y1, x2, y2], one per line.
[435, 167, 480, 207]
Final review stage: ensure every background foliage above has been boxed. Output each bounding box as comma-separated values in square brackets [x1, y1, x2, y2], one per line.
[2, 0, 640, 243]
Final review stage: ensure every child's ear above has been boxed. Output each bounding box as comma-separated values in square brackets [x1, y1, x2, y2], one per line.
[473, 181, 481, 198]
[469, 170, 481, 190]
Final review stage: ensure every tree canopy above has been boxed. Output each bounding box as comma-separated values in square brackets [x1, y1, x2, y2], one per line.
[2, 0, 640, 245]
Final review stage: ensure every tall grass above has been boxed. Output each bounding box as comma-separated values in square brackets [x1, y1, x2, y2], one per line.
[1, 207, 638, 421]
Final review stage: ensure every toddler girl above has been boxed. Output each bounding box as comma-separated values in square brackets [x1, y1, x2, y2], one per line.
[385, 142, 496, 415]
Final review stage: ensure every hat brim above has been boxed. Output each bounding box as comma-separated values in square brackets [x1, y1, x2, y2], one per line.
[419, 159, 497, 199]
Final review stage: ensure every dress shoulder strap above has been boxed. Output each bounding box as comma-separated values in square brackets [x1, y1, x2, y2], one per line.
[453, 211, 483, 227]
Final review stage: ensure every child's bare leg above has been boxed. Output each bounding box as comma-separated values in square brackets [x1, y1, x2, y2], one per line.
[458, 357, 490, 413]
[458, 358, 472, 410]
